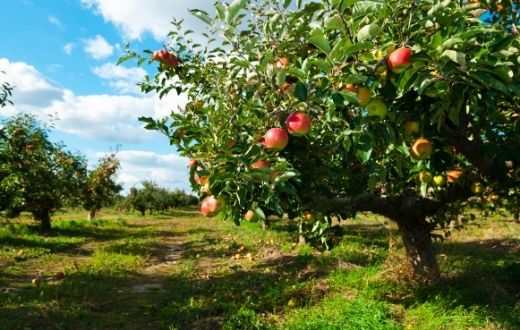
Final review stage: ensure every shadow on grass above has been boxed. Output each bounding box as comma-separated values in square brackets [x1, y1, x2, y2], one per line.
[0, 252, 337, 330]
[400, 238, 520, 329]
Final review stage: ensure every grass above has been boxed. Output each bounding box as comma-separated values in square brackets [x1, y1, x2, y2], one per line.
[0, 208, 518, 329]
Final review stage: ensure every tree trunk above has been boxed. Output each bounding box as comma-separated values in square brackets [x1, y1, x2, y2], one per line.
[396, 219, 440, 283]
[262, 219, 269, 230]
[34, 210, 51, 232]
[298, 221, 307, 245]
[88, 209, 96, 221]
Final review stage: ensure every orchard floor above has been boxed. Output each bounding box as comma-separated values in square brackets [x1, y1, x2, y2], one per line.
[0, 209, 518, 330]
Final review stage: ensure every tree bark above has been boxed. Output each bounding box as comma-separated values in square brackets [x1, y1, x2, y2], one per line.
[88, 209, 96, 221]
[34, 210, 51, 232]
[396, 219, 440, 283]
[262, 218, 269, 230]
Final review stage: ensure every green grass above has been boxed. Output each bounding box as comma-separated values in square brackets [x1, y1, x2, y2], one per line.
[0, 208, 518, 329]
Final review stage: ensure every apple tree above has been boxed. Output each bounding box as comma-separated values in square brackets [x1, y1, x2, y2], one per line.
[82, 153, 122, 221]
[0, 114, 87, 230]
[125, 0, 520, 282]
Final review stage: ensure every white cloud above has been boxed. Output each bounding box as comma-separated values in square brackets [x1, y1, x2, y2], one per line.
[63, 43, 75, 55]
[0, 58, 186, 143]
[83, 35, 114, 59]
[81, 0, 215, 41]
[92, 150, 191, 192]
[92, 63, 147, 94]
[48, 15, 63, 27]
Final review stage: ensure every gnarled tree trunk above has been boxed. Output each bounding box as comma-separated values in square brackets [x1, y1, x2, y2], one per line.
[396, 218, 440, 283]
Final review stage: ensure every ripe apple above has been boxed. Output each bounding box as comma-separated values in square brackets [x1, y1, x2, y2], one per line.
[419, 170, 432, 183]
[470, 181, 484, 194]
[282, 82, 292, 93]
[446, 169, 463, 183]
[251, 159, 271, 169]
[388, 47, 412, 73]
[403, 121, 420, 134]
[366, 99, 388, 119]
[188, 159, 198, 168]
[302, 212, 314, 223]
[410, 138, 433, 160]
[244, 210, 257, 222]
[486, 194, 500, 202]
[264, 128, 289, 151]
[194, 173, 208, 185]
[276, 57, 289, 68]
[285, 111, 311, 136]
[200, 195, 225, 217]
[433, 175, 445, 187]
[345, 83, 356, 93]
[357, 87, 372, 107]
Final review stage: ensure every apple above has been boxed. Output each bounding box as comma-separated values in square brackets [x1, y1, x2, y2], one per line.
[201, 181, 211, 194]
[446, 169, 463, 183]
[264, 128, 289, 151]
[188, 159, 198, 168]
[194, 173, 208, 185]
[282, 82, 292, 93]
[152, 49, 179, 68]
[200, 195, 225, 217]
[352, 161, 362, 172]
[471, 181, 484, 194]
[285, 111, 311, 136]
[345, 83, 356, 93]
[251, 159, 271, 169]
[388, 47, 412, 74]
[419, 170, 432, 183]
[366, 100, 387, 119]
[403, 121, 420, 134]
[276, 57, 289, 68]
[410, 138, 433, 160]
[486, 194, 500, 202]
[357, 87, 372, 107]
[55, 271, 65, 280]
[302, 212, 314, 223]
[433, 175, 445, 187]
[244, 210, 257, 222]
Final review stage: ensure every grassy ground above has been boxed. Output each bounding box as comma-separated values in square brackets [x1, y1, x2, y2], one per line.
[0, 208, 518, 330]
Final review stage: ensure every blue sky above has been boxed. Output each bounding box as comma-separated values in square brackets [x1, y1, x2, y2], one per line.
[0, 0, 215, 193]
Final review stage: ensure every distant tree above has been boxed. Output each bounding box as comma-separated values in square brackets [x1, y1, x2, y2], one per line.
[0, 72, 13, 108]
[126, 181, 197, 215]
[82, 153, 123, 221]
[0, 114, 87, 230]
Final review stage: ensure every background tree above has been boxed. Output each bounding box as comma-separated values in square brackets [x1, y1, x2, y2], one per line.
[126, 0, 520, 282]
[126, 181, 197, 215]
[82, 153, 122, 220]
[0, 114, 87, 230]
[0, 72, 13, 108]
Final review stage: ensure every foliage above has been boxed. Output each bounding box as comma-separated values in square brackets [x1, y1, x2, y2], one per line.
[0, 72, 13, 108]
[81, 153, 122, 218]
[0, 114, 87, 229]
[126, 181, 197, 215]
[124, 0, 520, 280]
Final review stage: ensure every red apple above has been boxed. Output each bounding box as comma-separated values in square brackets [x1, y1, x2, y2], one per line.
[285, 111, 311, 136]
[282, 82, 292, 93]
[188, 159, 198, 168]
[345, 83, 357, 93]
[388, 47, 412, 73]
[276, 57, 289, 68]
[251, 159, 271, 169]
[264, 128, 289, 151]
[244, 210, 257, 222]
[410, 138, 433, 160]
[446, 169, 463, 183]
[200, 195, 224, 217]
[357, 87, 372, 107]
[366, 100, 387, 119]
[194, 173, 208, 185]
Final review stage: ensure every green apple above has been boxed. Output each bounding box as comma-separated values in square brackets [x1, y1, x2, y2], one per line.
[367, 99, 388, 119]
[419, 170, 432, 183]
[433, 175, 445, 187]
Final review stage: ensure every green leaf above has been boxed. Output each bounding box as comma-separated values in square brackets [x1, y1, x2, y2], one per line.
[355, 135, 373, 163]
[308, 29, 331, 55]
[189, 9, 213, 26]
[329, 36, 352, 62]
[325, 15, 344, 31]
[215, 2, 226, 22]
[357, 23, 381, 42]
[293, 82, 308, 101]
[227, 0, 247, 24]
[283, 0, 292, 8]
[441, 50, 466, 66]
[342, 42, 374, 57]
[287, 67, 307, 81]
[398, 62, 427, 92]
[254, 207, 266, 220]
[312, 58, 332, 73]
